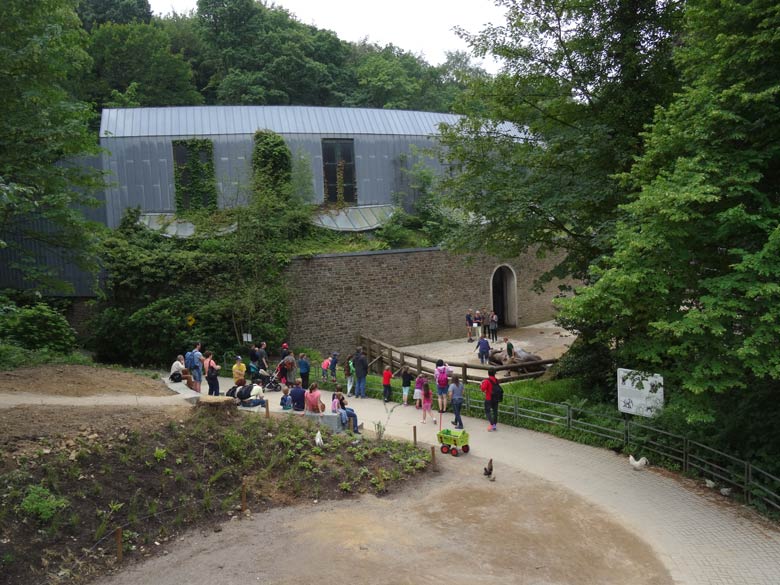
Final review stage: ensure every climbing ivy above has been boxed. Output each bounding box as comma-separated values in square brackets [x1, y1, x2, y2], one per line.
[172, 139, 218, 212]
[252, 130, 291, 193]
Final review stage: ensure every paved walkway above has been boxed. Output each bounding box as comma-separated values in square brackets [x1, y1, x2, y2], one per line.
[4, 380, 779, 584]
[341, 397, 780, 585]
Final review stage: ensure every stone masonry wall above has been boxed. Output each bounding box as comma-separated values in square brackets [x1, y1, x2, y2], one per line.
[285, 247, 570, 357]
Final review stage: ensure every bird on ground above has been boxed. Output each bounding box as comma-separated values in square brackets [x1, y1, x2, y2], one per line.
[629, 455, 649, 470]
[315, 430, 324, 447]
[484, 458, 493, 478]
[720, 487, 732, 497]
[704, 479, 717, 489]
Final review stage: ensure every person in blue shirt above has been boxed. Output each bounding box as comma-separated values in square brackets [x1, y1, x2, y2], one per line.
[297, 353, 311, 388]
[474, 335, 491, 365]
[289, 379, 306, 411]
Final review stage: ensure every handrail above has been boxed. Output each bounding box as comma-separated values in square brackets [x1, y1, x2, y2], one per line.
[358, 334, 557, 383]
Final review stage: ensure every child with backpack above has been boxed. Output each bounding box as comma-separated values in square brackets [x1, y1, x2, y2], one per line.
[434, 359, 451, 414]
[420, 380, 435, 424]
[321, 356, 331, 382]
[480, 368, 503, 432]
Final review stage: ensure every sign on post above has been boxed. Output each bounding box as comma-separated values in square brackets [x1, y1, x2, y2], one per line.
[617, 368, 664, 418]
[242, 333, 252, 343]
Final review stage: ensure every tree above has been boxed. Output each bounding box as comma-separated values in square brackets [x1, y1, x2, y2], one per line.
[438, 0, 683, 282]
[557, 0, 780, 397]
[0, 0, 100, 291]
[85, 22, 203, 108]
[76, 0, 152, 32]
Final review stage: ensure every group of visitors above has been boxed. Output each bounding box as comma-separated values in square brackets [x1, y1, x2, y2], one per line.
[169, 339, 505, 434]
[170, 342, 223, 396]
[466, 308, 499, 343]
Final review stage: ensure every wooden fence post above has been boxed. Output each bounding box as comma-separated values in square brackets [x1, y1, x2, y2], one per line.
[115, 527, 123, 563]
[264, 400, 270, 419]
[413, 425, 417, 447]
[416, 356, 422, 374]
[241, 479, 247, 512]
[431, 445, 437, 472]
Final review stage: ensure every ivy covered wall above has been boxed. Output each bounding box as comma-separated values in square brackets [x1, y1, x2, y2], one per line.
[172, 138, 218, 211]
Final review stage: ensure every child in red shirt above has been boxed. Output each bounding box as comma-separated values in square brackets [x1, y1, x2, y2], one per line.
[382, 366, 393, 403]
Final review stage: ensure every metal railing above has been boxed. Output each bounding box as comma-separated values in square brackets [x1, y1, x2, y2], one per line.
[352, 350, 779, 517]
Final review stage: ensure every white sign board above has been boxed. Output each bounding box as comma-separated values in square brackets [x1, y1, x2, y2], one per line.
[242, 333, 252, 343]
[617, 368, 664, 418]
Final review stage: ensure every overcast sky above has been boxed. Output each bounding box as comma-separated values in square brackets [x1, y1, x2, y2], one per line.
[148, 0, 507, 72]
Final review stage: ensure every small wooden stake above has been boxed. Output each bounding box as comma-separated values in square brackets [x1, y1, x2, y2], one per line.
[264, 400, 270, 419]
[430, 445, 437, 472]
[413, 425, 417, 446]
[115, 527, 123, 563]
[241, 480, 247, 512]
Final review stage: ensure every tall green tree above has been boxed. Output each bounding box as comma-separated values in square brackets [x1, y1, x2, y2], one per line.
[76, 0, 152, 32]
[438, 0, 682, 282]
[0, 0, 100, 291]
[85, 22, 203, 108]
[557, 0, 780, 397]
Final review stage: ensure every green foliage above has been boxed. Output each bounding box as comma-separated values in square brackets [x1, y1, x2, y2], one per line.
[173, 139, 218, 212]
[252, 130, 292, 191]
[76, 0, 152, 32]
[19, 485, 69, 522]
[0, 302, 77, 353]
[438, 0, 682, 283]
[557, 0, 780, 395]
[0, 0, 101, 292]
[81, 21, 202, 109]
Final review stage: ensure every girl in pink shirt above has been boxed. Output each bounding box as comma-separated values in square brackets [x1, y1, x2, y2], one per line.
[420, 381, 435, 424]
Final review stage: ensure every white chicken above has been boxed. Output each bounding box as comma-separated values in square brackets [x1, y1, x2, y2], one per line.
[704, 479, 717, 489]
[315, 430, 324, 447]
[720, 487, 732, 497]
[629, 455, 649, 470]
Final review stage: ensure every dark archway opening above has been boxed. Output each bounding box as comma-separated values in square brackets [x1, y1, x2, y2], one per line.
[492, 266, 516, 326]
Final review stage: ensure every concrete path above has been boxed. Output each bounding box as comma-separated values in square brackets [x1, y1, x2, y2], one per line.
[344, 396, 780, 585]
[4, 378, 778, 584]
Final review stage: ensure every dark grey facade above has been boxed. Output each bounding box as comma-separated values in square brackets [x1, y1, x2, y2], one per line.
[98, 106, 457, 228]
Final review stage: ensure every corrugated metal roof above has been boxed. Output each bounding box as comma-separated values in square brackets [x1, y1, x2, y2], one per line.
[312, 205, 395, 232]
[100, 106, 462, 139]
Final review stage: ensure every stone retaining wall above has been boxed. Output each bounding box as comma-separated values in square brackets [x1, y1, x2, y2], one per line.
[285, 247, 570, 357]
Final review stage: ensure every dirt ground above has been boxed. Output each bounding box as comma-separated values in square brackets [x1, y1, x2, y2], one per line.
[0, 365, 171, 397]
[0, 365, 673, 585]
[99, 455, 671, 585]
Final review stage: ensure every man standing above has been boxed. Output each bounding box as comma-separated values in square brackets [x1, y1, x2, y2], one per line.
[480, 368, 501, 432]
[474, 335, 491, 365]
[353, 346, 368, 398]
[188, 341, 204, 393]
[466, 309, 474, 342]
[257, 342, 269, 371]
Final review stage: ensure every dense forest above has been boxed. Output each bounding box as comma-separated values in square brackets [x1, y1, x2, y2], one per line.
[73, 0, 484, 113]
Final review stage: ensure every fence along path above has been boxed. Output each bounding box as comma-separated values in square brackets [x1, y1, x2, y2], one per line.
[357, 335, 779, 516]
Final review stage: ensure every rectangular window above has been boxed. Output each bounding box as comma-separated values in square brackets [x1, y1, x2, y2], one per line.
[172, 142, 191, 210]
[322, 139, 356, 204]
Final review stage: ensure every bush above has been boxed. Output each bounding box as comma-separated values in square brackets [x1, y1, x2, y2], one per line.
[0, 303, 76, 353]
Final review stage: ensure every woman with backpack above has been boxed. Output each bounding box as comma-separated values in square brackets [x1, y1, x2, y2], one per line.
[434, 359, 451, 414]
[202, 351, 221, 396]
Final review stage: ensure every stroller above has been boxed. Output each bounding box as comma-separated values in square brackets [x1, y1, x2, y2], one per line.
[249, 362, 282, 392]
[248, 362, 282, 392]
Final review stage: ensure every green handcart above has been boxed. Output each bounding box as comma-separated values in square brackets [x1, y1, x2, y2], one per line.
[437, 428, 470, 457]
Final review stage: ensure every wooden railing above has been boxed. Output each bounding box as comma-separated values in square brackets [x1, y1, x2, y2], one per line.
[357, 335, 557, 384]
